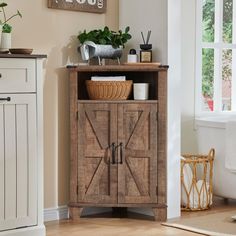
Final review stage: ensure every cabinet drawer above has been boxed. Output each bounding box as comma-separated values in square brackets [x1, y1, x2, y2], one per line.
[0, 58, 36, 93]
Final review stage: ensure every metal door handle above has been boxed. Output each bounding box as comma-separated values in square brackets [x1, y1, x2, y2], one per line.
[0, 97, 11, 101]
[111, 142, 123, 165]
[111, 143, 116, 165]
[119, 143, 123, 164]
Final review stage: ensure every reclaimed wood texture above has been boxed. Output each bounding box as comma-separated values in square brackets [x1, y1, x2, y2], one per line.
[118, 103, 158, 204]
[69, 71, 78, 206]
[48, 0, 106, 13]
[77, 103, 117, 204]
[157, 70, 167, 212]
[68, 65, 168, 221]
[153, 207, 167, 221]
[69, 202, 166, 208]
[67, 65, 167, 72]
[69, 207, 83, 220]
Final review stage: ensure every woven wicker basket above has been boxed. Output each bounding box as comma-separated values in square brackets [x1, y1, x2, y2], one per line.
[86, 80, 133, 100]
[181, 148, 215, 211]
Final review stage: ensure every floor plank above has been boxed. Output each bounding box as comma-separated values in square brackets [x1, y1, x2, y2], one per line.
[46, 217, 199, 236]
[46, 198, 236, 236]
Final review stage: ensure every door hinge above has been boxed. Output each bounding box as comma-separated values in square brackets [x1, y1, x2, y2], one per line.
[156, 186, 158, 195]
[76, 185, 78, 195]
[156, 112, 158, 121]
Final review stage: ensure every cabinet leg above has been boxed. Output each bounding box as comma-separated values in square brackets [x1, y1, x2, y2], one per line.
[152, 208, 167, 222]
[69, 207, 83, 220]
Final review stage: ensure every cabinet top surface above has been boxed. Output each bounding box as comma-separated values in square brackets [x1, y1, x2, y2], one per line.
[67, 64, 168, 72]
[0, 54, 47, 59]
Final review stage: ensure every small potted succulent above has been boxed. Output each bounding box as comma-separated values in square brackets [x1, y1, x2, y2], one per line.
[0, 2, 22, 50]
[78, 26, 132, 65]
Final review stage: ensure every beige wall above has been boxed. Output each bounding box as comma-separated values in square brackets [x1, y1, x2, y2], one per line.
[181, 0, 198, 153]
[119, 0, 181, 219]
[6, 0, 118, 208]
[119, 0, 167, 63]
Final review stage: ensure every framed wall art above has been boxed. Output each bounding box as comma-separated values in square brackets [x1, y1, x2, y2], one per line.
[48, 0, 107, 14]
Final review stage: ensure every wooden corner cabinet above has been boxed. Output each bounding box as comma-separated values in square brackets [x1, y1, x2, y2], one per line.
[67, 65, 168, 221]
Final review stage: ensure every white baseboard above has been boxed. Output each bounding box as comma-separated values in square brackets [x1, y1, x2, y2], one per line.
[44, 206, 69, 222]
[44, 206, 112, 222]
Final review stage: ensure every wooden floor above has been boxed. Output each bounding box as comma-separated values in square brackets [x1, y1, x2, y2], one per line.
[46, 198, 236, 236]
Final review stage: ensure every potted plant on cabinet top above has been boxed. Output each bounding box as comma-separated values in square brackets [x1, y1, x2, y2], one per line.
[0, 2, 22, 51]
[78, 26, 132, 65]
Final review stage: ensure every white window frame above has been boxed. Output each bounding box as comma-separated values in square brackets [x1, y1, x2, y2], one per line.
[195, 0, 236, 117]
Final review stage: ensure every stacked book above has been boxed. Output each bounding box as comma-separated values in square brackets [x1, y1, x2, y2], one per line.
[91, 76, 126, 81]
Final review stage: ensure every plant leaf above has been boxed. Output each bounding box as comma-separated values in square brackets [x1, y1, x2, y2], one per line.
[17, 10, 22, 18]
[2, 23, 12, 33]
[77, 26, 132, 47]
[104, 26, 109, 32]
[126, 34, 132, 40]
[0, 2, 7, 8]
[99, 38, 106, 45]
[125, 26, 130, 33]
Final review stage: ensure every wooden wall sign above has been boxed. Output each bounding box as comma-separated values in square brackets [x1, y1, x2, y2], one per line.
[48, 0, 107, 14]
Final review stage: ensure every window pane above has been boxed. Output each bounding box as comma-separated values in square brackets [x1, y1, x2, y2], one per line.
[222, 49, 232, 111]
[202, 48, 214, 111]
[223, 0, 233, 43]
[202, 0, 215, 42]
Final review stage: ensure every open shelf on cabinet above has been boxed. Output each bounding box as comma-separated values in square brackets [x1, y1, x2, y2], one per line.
[70, 65, 167, 101]
[78, 100, 158, 104]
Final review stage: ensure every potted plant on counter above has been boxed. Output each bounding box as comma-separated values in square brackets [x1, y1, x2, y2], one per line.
[78, 26, 132, 65]
[0, 2, 22, 51]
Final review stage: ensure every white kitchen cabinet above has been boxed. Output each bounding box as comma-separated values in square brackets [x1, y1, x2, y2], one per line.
[0, 55, 46, 236]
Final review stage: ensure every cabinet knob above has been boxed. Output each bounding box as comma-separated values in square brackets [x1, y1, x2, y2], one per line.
[0, 97, 11, 102]
[0, 73, 2, 79]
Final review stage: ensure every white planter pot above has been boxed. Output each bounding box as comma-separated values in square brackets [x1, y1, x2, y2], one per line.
[133, 83, 149, 100]
[80, 41, 122, 65]
[1, 32, 11, 50]
[0, 25, 2, 47]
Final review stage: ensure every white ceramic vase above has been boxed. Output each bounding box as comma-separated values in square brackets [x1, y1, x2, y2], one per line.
[1, 32, 11, 50]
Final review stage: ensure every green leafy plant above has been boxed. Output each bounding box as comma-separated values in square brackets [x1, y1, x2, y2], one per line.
[0, 2, 22, 33]
[78, 26, 132, 48]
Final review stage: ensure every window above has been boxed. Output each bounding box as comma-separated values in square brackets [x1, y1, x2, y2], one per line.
[196, 0, 236, 114]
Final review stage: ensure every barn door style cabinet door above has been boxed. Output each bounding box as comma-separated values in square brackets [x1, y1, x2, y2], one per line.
[0, 55, 46, 236]
[68, 65, 168, 221]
